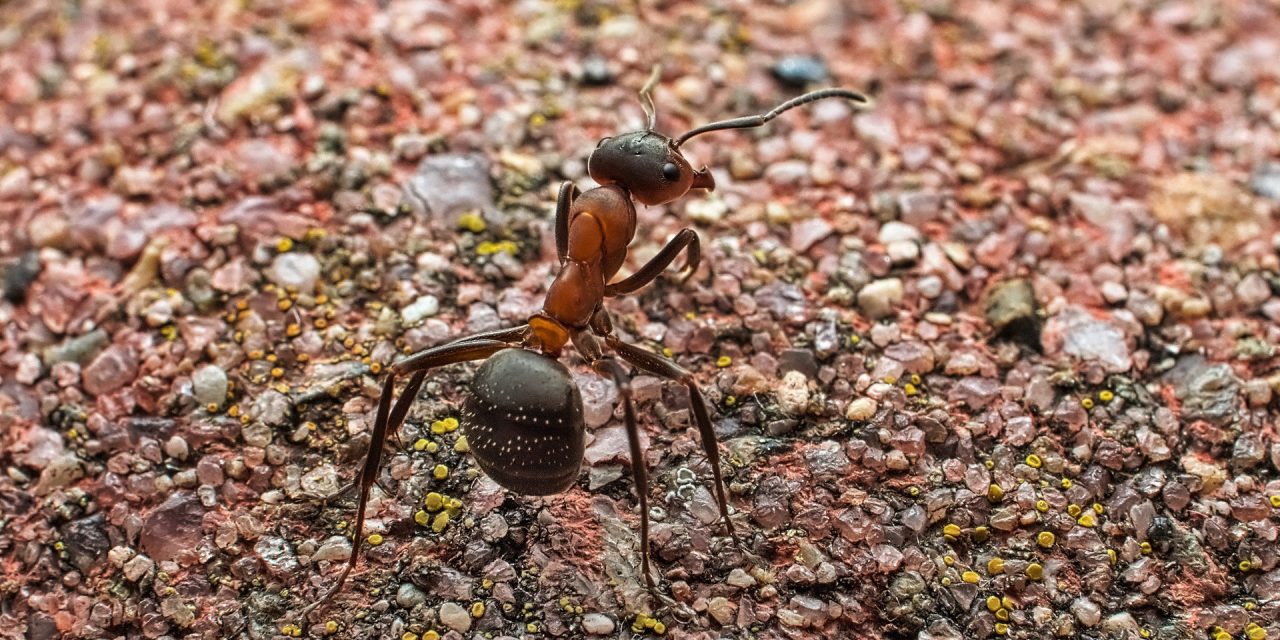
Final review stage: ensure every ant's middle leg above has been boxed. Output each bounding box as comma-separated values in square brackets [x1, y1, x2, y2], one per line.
[604, 228, 701, 296]
[604, 335, 736, 542]
[299, 334, 521, 623]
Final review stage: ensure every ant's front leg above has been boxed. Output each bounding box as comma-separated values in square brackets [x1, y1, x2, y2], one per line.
[555, 181, 580, 264]
[604, 228, 701, 296]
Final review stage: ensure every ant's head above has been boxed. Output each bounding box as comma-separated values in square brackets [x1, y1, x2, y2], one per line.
[587, 132, 715, 206]
[586, 66, 871, 207]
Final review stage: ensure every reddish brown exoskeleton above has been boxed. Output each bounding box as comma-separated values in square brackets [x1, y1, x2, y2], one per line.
[299, 68, 870, 622]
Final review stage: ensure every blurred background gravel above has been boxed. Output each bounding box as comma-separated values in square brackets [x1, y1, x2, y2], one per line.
[2, 1, 1280, 639]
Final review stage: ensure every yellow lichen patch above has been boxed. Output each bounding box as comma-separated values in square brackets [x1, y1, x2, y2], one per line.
[424, 492, 445, 512]
[972, 526, 989, 543]
[324, 620, 338, 634]
[1026, 563, 1043, 580]
[368, 533, 383, 546]
[986, 596, 1001, 612]
[432, 464, 449, 480]
[1077, 513, 1097, 528]
[454, 436, 470, 453]
[1037, 532, 1056, 548]
[471, 602, 485, 617]
[962, 571, 979, 584]
[431, 418, 460, 434]
[943, 523, 962, 539]
[476, 240, 519, 256]
[432, 511, 450, 532]
[414, 438, 430, 451]
[414, 510, 430, 526]
[276, 237, 294, 252]
[1081, 397, 1095, 410]
[281, 624, 302, 637]
[1098, 389, 1114, 403]
[716, 356, 732, 367]
[1025, 454, 1042, 468]
[987, 484, 1005, 502]
[1035, 500, 1049, 512]
[457, 212, 487, 233]
[987, 557, 1005, 575]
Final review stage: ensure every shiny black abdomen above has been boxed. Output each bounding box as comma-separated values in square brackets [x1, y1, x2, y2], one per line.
[462, 349, 585, 495]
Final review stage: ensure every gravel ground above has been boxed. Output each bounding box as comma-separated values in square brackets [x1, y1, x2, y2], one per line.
[3, 1, 1280, 639]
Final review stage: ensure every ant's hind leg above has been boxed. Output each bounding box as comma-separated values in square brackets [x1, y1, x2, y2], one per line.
[316, 325, 528, 509]
[604, 228, 701, 296]
[593, 357, 658, 596]
[297, 335, 522, 626]
[604, 336, 737, 542]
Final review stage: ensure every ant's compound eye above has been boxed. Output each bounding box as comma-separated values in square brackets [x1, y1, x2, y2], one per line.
[662, 162, 680, 182]
[596, 137, 612, 148]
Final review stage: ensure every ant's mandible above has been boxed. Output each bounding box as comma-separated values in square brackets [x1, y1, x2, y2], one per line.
[298, 67, 870, 622]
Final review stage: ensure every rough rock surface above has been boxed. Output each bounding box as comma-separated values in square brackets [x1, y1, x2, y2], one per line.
[1, 2, 1278, 640]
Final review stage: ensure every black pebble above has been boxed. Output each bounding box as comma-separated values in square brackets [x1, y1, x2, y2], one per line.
[581, 56, 614, 86]
[1, 250, 39, 302]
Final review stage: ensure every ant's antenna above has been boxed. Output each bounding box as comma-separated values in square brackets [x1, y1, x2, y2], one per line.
[675, 88, 872, 147]
[638, 65, 662, 131]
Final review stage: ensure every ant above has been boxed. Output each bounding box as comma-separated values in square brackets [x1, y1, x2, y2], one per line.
[298, 67, 870, 623]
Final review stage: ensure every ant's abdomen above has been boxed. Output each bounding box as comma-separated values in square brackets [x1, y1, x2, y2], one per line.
[462, 348, 585, 495]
